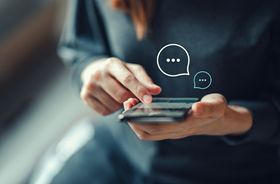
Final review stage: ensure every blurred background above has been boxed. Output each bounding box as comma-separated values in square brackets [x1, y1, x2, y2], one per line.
[0, 0, 101, 183]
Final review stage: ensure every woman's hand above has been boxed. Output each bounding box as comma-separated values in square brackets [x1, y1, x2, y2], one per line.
[80, 57, 162, 115]
[124, 93, 253, 141]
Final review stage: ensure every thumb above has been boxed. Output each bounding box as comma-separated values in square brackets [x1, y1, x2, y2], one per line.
[192, 94, 227, 119]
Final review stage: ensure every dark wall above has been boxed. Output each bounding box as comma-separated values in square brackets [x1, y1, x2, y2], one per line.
[0, 0, 47, 43]
[0, 0, 62, 128]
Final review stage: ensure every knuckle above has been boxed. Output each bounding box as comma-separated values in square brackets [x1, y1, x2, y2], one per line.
[214, 103, 226, 118]
[116, 91, 130, 103]
[91, 69, 102, 81]
[213, 93, 227, 104]
[80, 88, 86, 100]
[135, 85, 145, 96]
[80, 91, 90, 101]
[116, 97, 124, 104]
[122, 73, 135, 85]
[104, 57, 119, 67]
[134, 64, 144, 70]
[218, 108, 226, 118]
[221, 96, 227, 104]
[86, 82, 96, 91]
[104, 59, 112, 67]
[116, 93, 126, 103]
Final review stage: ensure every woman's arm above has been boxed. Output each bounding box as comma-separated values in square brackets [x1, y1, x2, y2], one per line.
[59, 0, 161, 115]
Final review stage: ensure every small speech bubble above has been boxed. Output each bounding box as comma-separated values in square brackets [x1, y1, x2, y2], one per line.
[194, 71, 212, 89]
[157, 44, 190, 77]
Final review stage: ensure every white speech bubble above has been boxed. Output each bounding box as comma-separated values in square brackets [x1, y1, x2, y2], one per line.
[157, 44, 190, 77]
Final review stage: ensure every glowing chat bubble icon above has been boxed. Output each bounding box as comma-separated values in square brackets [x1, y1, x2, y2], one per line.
[194, 71, 212, 89]
[157, 44, 190, 77]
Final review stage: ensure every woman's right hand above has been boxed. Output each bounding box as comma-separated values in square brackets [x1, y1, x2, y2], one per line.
[80, 57, 162, 116]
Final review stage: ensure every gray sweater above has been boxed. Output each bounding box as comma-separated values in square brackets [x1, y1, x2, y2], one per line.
[59, 0, 280, 183]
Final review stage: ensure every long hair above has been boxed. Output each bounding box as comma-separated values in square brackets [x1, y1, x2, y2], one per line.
[111, 0, 157, 39]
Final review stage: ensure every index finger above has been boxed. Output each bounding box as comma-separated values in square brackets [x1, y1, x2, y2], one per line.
[109, 61, 152, 104]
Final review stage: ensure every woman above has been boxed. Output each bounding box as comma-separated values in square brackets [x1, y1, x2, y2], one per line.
[53, 0, 280, 183]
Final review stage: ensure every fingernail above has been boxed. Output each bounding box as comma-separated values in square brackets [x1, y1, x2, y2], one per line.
[143, 95, 152, 104]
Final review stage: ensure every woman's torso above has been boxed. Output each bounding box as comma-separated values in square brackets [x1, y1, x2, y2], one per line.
[94, 0, 280, 183]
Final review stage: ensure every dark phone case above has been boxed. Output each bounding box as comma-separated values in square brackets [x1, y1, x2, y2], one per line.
[118, 98, 198, 123]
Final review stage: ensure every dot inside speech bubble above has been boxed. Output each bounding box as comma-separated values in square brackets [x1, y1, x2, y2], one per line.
[194, 71, 212, 89]
[157, 44, 190, 77]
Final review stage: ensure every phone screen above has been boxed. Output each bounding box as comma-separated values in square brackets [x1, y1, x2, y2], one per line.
[118, 98, 198, 123]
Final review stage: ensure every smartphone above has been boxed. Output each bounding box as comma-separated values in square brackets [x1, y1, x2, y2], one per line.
[118, 97, 199, 123]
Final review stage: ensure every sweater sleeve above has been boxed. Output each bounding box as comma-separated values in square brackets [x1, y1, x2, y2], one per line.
[221, 16, 280, 146]
[58, 0, 111, 91]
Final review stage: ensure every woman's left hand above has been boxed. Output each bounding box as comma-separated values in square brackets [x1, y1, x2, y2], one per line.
[124, 93, 253, 141]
